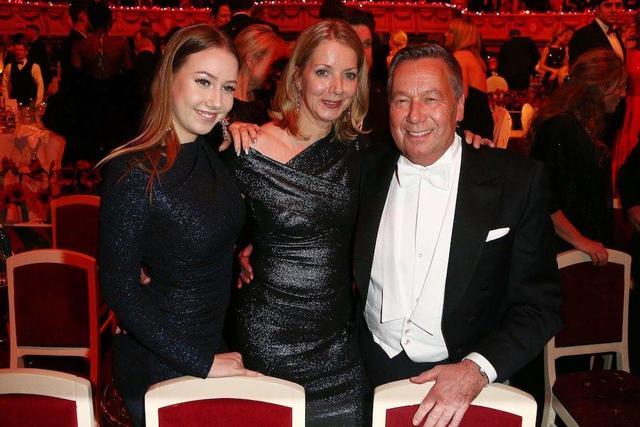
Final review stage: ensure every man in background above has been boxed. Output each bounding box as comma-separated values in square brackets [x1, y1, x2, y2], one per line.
[498, 29, 540, 90]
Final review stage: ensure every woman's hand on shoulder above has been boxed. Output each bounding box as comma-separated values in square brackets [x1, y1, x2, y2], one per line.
[218, 121, 261, 155]
[208, 352, 261, 378]
[463, 130, 495, 149]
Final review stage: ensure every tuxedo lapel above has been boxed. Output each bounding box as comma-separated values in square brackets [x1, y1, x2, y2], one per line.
[442, 146, 504, 320]
[354, 146, 399, 300]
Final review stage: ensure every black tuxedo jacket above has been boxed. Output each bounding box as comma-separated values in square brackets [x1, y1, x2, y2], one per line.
[569, 20, 625, 65]
[353, 142, 563, 382]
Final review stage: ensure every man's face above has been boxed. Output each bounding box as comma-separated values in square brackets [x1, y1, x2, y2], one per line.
[389, 58, 464, 166]
[14, 44, 27, 61]
[215, 5, 231, 28]
[596, 0, 623, 27]
[351, 24, 373, 72]
[25, 28, 37, 42]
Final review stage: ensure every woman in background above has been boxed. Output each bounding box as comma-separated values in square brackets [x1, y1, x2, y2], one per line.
[98, 25, 258, 426]
[528, 49, 626, 265]
[445, 17, 494, 140]
[536, 25, 574, 90]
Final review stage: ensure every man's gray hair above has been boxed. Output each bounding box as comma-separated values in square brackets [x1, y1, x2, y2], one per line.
[387, 43, 464, 100]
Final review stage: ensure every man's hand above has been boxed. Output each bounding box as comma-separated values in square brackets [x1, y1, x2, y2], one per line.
[463, 130, 495, 149]
[409, 360, 488, 427]
[236, 244, 254, 289]
[208, 352, 261, 378]
[627, 206, 640, 233]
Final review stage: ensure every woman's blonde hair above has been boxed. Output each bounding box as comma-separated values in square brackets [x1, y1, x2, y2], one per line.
[270, 19, 368, 142]
[98, 24, 237, 191]
[448, 18, 484, 70]
[234, 24, 287, 70]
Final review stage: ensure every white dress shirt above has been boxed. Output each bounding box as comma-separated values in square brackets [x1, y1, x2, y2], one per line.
[595, 18, 625, 60]
[365, 135, 497, 382]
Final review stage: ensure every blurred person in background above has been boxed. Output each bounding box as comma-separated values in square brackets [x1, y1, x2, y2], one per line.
[445, 17, 494, 140]
[25, 24, 51, 87]
[528, 49, 626, 265]
[612, 13, 640, 190]
[536, 25, 574, 91]
[1, 39, 44, 106]
[60, 0, 89, 90]
[211, 0, 232, 29]
[498, 29, 540, 90]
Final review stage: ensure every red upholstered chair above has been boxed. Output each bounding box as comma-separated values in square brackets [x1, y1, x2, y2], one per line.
[51, 195, 100, 259]
[542, 249, 640, 427]
[50, 195, 115, 334]
[7, 249, 102, 395]
[372, 380, 537, 427]
[144, 376, 305, 427]
[0, 368, 94, 427]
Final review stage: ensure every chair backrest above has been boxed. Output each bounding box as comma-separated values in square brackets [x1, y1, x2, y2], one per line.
[487, 75, 509, 93]
[7, 249, 101, 389]
[145, 376, 305, 427]
[548, 249, 631, 365]
[520, 103, 535, 134]
[372, 380, 537, 427]
[492, 106, 513, 149]
[0, 368, 94, 427]
[51, 195, 100, 259]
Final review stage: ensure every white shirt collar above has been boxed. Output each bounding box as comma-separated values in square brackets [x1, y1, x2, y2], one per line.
[395, 134, 461, 190]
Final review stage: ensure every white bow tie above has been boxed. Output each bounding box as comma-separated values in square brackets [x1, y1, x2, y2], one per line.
[396, 160, 450, 190]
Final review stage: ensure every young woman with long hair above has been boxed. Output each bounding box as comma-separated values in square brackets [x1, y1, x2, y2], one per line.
[98, 24, 258, 426]
[528, 49, 627, 265]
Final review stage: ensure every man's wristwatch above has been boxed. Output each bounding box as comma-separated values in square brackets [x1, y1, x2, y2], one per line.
[476, 365, 490, 385]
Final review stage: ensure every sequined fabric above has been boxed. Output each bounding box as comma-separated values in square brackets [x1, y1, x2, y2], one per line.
[230, 133, 367, 426]
[99, 137, 245, 426]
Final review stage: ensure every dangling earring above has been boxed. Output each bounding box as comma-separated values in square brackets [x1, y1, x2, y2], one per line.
[296, 86, 302, 114]
[343, 106, 352, 124]
[221, 117, 230, 145]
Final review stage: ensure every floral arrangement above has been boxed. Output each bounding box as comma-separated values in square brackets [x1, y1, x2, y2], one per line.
[0, 157, 101, 223]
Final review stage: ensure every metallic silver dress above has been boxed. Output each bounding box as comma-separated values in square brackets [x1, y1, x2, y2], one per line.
[231, 133, 367, 426]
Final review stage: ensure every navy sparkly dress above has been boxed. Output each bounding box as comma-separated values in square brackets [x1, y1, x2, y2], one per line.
[99, 137, 245, 426]
[228, 133, 367, 426]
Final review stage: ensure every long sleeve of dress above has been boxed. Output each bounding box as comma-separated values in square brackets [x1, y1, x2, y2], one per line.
[99, 157, 213, 378]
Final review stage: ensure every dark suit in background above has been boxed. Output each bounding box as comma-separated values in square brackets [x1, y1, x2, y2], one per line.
[569, 20, 625, 65]
[498, 35, 540, 90]
[354, 141, 563, 386]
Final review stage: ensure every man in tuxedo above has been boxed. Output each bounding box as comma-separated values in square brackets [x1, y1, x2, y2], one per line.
[354, 44, 562, 426]
[569, 0, 625, 64]
[220, 0, 278, 39]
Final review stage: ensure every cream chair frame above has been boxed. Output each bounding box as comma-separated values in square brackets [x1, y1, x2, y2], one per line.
[372, 379, 537, 427]
[7, 249, 101, 391]
[145, 375, 305, 427]
[542, 249, 631, 427]
[0, 368, 94, 427]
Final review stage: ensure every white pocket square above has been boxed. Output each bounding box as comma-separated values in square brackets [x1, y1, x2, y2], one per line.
[485, 227, 510, 242]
